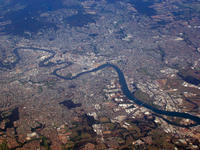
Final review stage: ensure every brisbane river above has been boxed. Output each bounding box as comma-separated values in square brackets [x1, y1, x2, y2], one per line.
[1, 47, 200, 127]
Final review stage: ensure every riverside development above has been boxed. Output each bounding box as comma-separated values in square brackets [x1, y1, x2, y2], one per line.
[0, 0, 200, 149]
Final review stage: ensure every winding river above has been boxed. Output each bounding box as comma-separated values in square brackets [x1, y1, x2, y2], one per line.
[1, 47, 200, 127]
